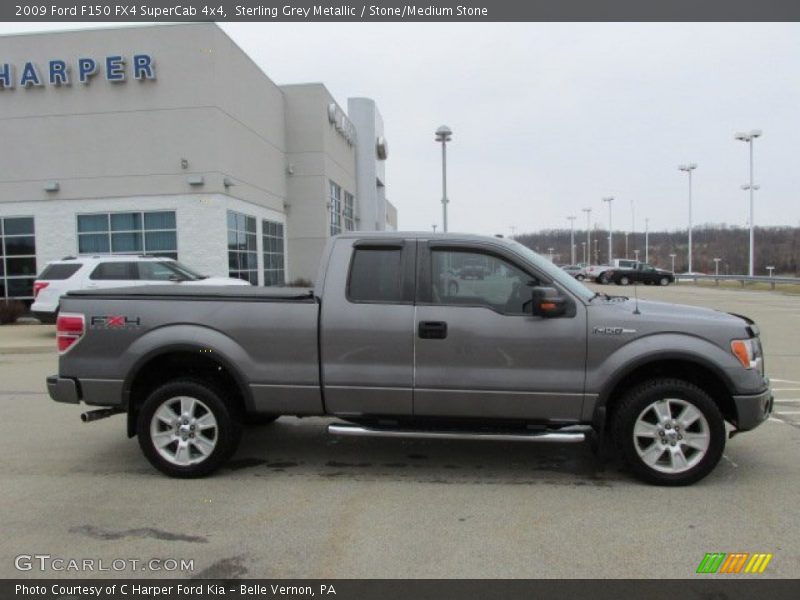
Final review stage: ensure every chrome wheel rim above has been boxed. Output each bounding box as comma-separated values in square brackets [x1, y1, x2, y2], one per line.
[150, 396, 218, 466]
[633, 398, 710, 474]
[660, 278, 669, 285]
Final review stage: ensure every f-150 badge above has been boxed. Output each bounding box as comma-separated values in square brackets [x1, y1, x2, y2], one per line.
[593, 326, 637, 335]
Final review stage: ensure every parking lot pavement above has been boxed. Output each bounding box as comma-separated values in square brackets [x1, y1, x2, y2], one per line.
[0, 284, 798, 579]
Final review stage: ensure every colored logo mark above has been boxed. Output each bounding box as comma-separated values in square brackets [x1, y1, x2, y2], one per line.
[696, 552, 773, 574]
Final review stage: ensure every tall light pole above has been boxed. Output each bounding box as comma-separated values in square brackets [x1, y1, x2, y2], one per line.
[678, 163, 697, 273]
[644, 217, 649, 264]
[602, 197, 614, 263]
[567, 216, 576, 265]
[713, 257, 721, 276]
[581, 241, 587, 264]
[630, 198, 635, 260]
[624, 232, 629, 259]
[735, 130, 762, 277]
[435, 125, 452, 232]
[582, 208, 592, 263]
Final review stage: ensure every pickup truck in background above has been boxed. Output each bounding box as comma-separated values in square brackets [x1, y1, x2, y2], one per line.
[47, 233, 772, 485]
[605, 262, 676, 286]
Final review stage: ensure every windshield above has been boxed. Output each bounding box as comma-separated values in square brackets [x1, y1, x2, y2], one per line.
[164, 261, 205, 280]
[506, 240, 595, 302]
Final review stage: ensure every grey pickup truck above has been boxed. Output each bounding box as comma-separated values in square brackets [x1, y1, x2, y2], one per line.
[48, 232, 772, 485]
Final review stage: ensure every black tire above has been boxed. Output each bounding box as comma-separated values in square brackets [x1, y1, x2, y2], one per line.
[598, 273, 610, 284]
[576, 274, 585, 281]
[660, 277, 670, 286]
[619, 276, 631, 286]
[137, 378, 243, 478]
[611, 378, 725, 486]
[243, 414, 280, 427]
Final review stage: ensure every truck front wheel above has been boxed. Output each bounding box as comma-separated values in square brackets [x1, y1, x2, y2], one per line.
[611, 379, 725, 486]
[137, 378, 242, 478]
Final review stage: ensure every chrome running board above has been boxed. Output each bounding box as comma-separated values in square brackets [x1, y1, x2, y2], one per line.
[328, 423, 586, 443]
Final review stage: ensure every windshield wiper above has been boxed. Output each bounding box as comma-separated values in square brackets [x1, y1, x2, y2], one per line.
[588, 291, 609, 302]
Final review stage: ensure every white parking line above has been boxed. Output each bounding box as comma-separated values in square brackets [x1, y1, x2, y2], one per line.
[772, 388, 800, 392]
[771, 379, 800, 384]
[769, 418, 790, 424]
[775, 411, 800, 415]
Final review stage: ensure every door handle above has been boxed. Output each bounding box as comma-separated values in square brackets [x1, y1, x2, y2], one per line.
[418, 321, 448, 339]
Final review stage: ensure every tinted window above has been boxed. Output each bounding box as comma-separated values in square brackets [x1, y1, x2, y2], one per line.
[348, 248, 403, 303]
[431, 250, 535, 315]
[90, 262, 138, 281]
[38, 263, 82, 280]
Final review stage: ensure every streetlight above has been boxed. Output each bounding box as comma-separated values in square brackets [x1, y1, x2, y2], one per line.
[432, 224, 437, 232]
[602, 197, 614, 262]
[581, 241, 587, 264]
[736, 129, 762, 277]
[567, 216, 576, 265]
[510, 225, 517, 238]
[669, 253, 677, 273]
[630, 198, 635, 259]
[582, 208, 592, 263]
[713, 257, 721, 276]
[634, 249, 640, 262]
[767, 266, 775, 277]
[624, 231, 629, 259]
[644, 217, 649, 264]
[678, 163, 697, 274]
[435, 125, 452, 232]
[548, 247, 555, 263]
[593, 238, 599, 264]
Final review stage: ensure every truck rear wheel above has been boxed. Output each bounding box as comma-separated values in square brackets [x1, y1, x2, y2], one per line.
[611, 378, 725, 486]
[619, 276, 631, 285]
[137, 378, 242, 478]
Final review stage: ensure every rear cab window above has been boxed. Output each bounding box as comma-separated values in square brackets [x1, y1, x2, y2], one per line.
[38, 263, 82, 280]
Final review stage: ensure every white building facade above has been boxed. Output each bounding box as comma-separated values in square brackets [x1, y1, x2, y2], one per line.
[0, 23, 396, 302]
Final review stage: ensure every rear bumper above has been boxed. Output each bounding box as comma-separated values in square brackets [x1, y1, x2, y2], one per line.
[47, 375, 79, 404]
[733, 387, 773, 431]
[47, 375, 124, 407]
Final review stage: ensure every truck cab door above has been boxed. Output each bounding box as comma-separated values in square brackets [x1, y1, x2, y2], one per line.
[319, 238, 416, 417]
[413, 243, 587, 422]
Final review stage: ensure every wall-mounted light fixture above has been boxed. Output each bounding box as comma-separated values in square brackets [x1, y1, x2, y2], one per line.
[223, 176, 235, 188]
[187, 175, 205, 186]
[44, 181, 60, 192]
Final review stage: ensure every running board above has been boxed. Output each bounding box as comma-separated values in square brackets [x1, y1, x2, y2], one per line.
[328, 423, 586, 443]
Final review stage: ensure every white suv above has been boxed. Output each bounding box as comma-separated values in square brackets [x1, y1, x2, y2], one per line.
[31, 255, 251, 323]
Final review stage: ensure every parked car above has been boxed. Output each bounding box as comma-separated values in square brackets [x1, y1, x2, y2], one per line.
[31, 255, 251, 323]
[560, 265, 585, 280]
[587, 259, 638, 284]
[607, 263, 675, 286]
[47, 232, 772, 485]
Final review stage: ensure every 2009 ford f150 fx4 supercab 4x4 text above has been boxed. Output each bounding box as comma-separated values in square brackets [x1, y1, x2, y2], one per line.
[47, 233, 772, 485]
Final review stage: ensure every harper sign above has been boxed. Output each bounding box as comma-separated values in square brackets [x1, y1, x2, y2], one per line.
[0, 54, 155, 89]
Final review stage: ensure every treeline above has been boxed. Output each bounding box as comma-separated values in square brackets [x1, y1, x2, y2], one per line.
[513, 225, 800, 276]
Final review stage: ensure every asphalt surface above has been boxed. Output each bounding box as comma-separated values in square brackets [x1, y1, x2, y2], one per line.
[0, 283, 798, 579]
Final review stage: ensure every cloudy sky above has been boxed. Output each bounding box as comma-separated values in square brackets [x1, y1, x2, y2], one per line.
[2, 22, 799, 235]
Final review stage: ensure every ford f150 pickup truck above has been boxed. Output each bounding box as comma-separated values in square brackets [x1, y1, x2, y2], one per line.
[47, 233, 772, 485]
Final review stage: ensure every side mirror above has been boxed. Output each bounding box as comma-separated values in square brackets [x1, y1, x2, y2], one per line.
[527, 286, 568, 318]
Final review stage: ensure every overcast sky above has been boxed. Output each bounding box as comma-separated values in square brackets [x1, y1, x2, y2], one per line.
[2, 22, 799, 235]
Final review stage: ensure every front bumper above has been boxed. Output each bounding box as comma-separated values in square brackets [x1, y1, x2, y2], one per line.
[47, 375, 79, 404]
[732, 387, 773, 431]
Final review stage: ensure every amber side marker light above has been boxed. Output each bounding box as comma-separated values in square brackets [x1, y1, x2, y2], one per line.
[731, 340, 752, 369]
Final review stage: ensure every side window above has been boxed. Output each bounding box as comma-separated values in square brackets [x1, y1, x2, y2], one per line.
[138, 262, 177, 281]
[348, 248, 403, 303]
[89, 262, 138, 281]
[431, 249, 535, 315]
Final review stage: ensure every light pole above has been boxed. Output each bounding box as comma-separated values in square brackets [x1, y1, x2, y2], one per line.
[630, 198, 635, 259]
[713, 257, 721, 276]
[669, 253, 677, 273]
[735, 129, 762, 277]
[581, 241, 587, 264]
[567, 216, 576, 265]
[582, 208, 592, 263]
[593, 238, 599, 264]
[624, 232, 629, 259]
[435, 125, 452, 232]
[767, 266, 775, 277]
[432, 224, 437, 232]
[678, 163, 697, 273]
[634, 249, 640, 262]
[644, 217, 649, 264]
[548, 247, 555, 263]
[602, 197, 614, 262]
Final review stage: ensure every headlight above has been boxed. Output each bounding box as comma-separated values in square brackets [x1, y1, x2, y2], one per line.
[731, 338, 762, 371]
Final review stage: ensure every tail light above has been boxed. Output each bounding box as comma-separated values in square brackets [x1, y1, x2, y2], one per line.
[56, 313, 85, 354]
[33, 281, 49, 298]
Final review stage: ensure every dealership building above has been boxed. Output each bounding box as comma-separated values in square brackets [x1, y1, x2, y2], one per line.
[0, 23, 396, 301]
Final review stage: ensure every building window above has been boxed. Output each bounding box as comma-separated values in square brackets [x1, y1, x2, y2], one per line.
[262, 220, 285, 287]
[344, 192, 355, 231]
[0, 217, 37, 300]
[227, 210, 258, 285]
[77, 211, 177, 259]
[329, 181, 342, 236]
